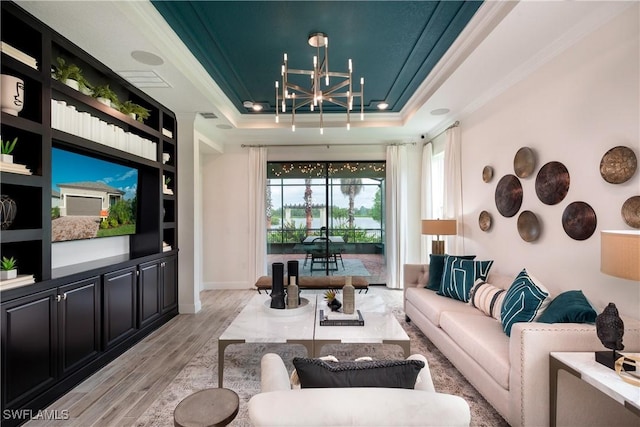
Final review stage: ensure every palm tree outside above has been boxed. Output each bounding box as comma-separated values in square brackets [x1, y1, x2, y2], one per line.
[340, 178, 363, 229]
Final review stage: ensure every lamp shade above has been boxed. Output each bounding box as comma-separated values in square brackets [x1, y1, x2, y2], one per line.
[601, 230, 640, 281]
[422, 219, 457, 236]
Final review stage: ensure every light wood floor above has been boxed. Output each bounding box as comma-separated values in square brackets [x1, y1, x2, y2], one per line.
[25, 289, 254, 427]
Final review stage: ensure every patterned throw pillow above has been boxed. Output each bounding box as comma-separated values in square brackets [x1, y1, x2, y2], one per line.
[469, 279, 506, 320]
[292, 357, 424, 389]
[425, 254, 476, 290]
[437, 256, 494, 302]
[537, 290, 597, 324]
[500, 269, 551, 336]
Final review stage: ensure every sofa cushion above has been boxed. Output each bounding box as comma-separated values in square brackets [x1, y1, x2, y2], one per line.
[438, 256, 494, 302]
[469, 279, 507, 320]
[426, 254, 476, 290]
[439, 311, 510, 389]
[292, 357, 424, 389]
[537, 290, 597, 324]
[405, 287, 484, 327]
[500, 269, 551, 336]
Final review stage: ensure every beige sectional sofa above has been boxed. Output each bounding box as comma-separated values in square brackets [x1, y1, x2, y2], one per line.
[403, 263, 640, 427]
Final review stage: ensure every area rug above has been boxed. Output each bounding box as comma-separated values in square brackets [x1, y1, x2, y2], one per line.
[134, 288, 508, 427]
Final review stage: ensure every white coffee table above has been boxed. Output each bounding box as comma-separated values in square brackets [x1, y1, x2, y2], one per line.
[313, 294, 410, 357]
[218, 293, 316, 387]
[218, 293, 411, 387]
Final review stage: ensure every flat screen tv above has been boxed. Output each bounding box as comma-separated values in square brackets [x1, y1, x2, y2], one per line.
[52, 147, 138, 243]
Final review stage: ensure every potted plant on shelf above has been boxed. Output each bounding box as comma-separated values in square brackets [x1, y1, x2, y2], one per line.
[1, 256, 17, 280]
[91, 84, 119, 108]
[118, 100, 151, 123]
[1, 136, 17, 163]
[52, 57, 91, 93]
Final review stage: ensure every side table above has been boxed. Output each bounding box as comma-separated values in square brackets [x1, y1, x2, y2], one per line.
[549, 352, 640, 427]
[174, 388, 239, 427]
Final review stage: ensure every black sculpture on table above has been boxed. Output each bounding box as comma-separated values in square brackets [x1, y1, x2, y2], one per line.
[595, 302, 634, 371]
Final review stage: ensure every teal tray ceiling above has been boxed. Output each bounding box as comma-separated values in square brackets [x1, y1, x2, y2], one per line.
[152, 1, 482, 115]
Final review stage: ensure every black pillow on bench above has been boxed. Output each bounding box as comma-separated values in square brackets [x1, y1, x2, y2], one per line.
[292, 357, 424, 389]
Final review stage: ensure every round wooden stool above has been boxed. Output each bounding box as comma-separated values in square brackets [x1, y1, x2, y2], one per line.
[174, 388, 239, 427]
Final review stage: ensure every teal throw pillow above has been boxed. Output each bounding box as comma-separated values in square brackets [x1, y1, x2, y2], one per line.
[437, 256, 493, 302]
[537, 290, 597, 324]
[426, 254, 476, 290]
[500, 269, 551, 336]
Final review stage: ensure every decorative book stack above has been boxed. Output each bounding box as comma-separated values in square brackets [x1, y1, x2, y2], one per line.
[319, 309, 364, 326]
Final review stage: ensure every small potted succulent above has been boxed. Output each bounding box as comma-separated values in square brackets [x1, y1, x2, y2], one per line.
[324, 289, 342, 312]
[118, 100, 151, 123]
[1, 256, 17, 280]
[1, 136, 17, 163]
[53, 57, 91, 93]
[91, 84, 119, 108]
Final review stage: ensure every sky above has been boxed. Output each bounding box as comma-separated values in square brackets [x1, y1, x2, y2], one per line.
[51, 148, 138, 199]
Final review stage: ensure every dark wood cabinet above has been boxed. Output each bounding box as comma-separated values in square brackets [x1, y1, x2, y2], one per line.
[161, 255, 178, 313]
[103, 267, 138, 349]
[1, 290, 57, 410]
[1, 2, 179, 422]
[58, 277, 101, 376]
[138, 261, 161, 328]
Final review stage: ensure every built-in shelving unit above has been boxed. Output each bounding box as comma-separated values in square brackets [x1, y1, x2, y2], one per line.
[0, 2, 179, 425]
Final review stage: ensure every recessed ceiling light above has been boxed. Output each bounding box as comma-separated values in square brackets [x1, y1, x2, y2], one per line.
[131, 50, 164, 66]
[430, 108, 450, 116]
[243, 101, 254, 108]
[377, 102, 389, 110]
[252, 104, 263, 112]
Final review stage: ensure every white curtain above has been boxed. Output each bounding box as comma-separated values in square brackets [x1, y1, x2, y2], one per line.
[385, 145, 408, 289]
[420, 142, 433, 263]
[248, 147, 267, 282]
[444, 126, 464, 254]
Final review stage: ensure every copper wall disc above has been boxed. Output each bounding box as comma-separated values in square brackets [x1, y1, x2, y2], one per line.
[479, 210, 492, 231]
[495, 174, 523, 218]
[517, 210, 541, 242]
[600, 146, 637, 184]
[562, 201, 597, 241]
[514, 147, 536, 178]
[536, 161, 570, 205]
[622, 196, 640, 228]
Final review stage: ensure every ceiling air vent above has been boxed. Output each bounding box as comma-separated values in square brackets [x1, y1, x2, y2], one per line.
[117, 70, 171, 88]
[199, 112, 218, 119]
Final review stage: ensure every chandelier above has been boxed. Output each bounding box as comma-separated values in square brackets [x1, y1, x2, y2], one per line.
[275, 32, 364, 133]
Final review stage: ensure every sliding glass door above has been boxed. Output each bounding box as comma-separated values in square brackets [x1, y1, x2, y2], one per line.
[266, 161, 386, 283]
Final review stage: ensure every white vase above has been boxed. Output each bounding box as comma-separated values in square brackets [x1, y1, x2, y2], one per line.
[64, 79, 79, 91]
[97, 97, 111, 107]
[1, 74, 25, 116]
[0, 154, 13, 164]
[0, 269, 17, 280]
[129, 113, 136, 120]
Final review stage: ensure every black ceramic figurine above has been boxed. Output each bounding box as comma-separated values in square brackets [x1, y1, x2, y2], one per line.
[270, 262, 285, 309]
[595, 303, 633, 370]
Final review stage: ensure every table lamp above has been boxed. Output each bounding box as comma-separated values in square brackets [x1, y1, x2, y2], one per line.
[422, 219, 457, 255]
[596, 230, 640, 370]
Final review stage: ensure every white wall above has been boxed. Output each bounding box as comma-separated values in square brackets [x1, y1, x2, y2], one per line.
[461, 7, 639, 318]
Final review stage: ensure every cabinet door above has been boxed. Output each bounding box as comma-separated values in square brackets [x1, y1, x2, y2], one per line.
[161, 255, 177, 313]
[59, 277, 101, 377]
[1, 290, 58, 409]
[138, 261, 161, 328]
[103, 267, 137, 349]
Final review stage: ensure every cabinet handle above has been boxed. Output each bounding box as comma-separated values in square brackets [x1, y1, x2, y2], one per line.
[63, 293, 67, 300]
[56, 295, 61, 302]
[161, 262, 166, 268]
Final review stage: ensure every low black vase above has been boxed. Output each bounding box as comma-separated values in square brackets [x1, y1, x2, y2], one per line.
[328, 298, 342, 312]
